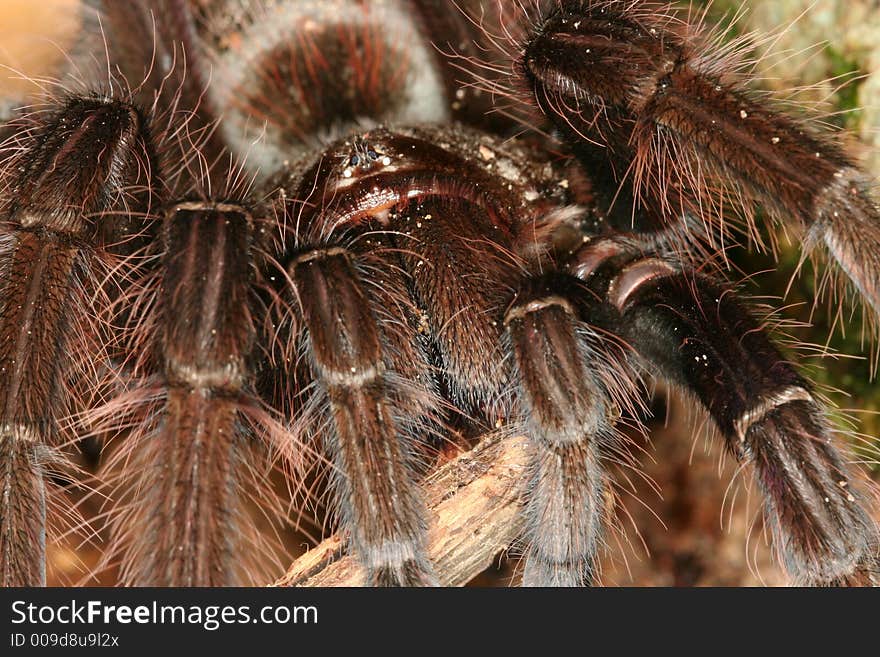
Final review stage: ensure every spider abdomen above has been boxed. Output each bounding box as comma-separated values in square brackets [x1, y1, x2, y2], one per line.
[198, 0, 449, 172]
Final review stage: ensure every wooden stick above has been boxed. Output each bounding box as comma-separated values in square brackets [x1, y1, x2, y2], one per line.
[274, 432, 529, 587]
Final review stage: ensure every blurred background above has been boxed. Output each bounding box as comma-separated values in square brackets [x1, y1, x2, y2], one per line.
[1, 0, 879, 586]
[0, 0, 79, 97]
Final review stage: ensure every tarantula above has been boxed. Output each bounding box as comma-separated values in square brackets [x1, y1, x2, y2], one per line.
[1, 0, 879, 587]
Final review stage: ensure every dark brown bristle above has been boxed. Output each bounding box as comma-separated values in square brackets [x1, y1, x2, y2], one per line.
[239, 23, 410, 146]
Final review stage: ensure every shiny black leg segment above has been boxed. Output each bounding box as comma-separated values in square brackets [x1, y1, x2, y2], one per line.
[594, 256, 879, 585]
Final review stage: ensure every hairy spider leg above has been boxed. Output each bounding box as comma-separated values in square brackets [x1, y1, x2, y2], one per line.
[100, 200, 289, 586]
[505, 275, 622, 586]
[573, 239, 880, 585]
[0, 97, 152, 585]
[524, 1, 880, 316]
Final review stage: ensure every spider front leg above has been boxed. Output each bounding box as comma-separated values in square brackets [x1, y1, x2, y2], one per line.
[282, 247, 436, 586]
[524, 1, 880, 313]
[274, 143, 439, 587]
[0, 96, 153, 585]
[574, 242, 879, 585]
[99, 199, 292, 586]
[505, 275, 624, 586]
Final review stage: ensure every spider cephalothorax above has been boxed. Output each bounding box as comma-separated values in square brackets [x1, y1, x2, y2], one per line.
[0, 0, 878, 587]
